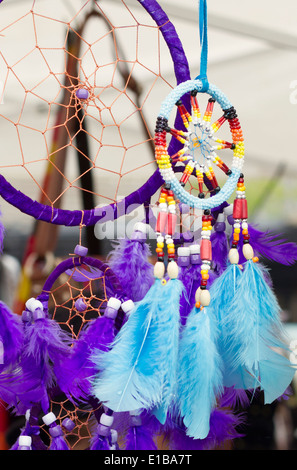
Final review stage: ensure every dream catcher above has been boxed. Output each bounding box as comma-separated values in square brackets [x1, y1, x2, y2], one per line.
[0, 0, 296, 452]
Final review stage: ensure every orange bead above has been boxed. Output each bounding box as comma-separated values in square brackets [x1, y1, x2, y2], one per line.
[202, 274, 209, 280]
[156, 248, 163, 254]
[167, 248, 175, 255]
[195, 301, 201, 309]
[233, 233, 240, 241]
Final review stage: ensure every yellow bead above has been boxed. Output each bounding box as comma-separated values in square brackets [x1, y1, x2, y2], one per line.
[157, 242, 164, 248]
[234, 228, 240, 234]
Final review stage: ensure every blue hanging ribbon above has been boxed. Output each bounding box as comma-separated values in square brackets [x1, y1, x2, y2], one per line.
[195, 0, 209, 92]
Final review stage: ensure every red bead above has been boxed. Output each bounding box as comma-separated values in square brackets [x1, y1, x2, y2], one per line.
[200, 239, 212, 261]
[155, 211, 167, 233]
[167, 213, 177, 236]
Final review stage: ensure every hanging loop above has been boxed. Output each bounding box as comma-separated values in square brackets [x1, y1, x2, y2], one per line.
[195, 0, 209, 92]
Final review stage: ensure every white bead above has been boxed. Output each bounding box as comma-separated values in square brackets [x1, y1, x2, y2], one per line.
[216, 213, 225, 223]
[228, 248, 239, 265]
[159, 203, 167, 211]
[233, 223, 241, 229]
[242, 222, 248, 229]
[157, 236, 164, 244]
[167, 261, 179, 279]
[168, 206, 176, 214]
[110, 429, 118, 444]
[42, 411, 56, 426]
[200, 289, 211, 307]
[107, 297, 121, 311]
[133, 222, 147, 234]
[100, 413, 114, 427]
[154, 261, 165, 279]
[177, 247, 190, 257]
[202, 230, 211, 238]
[165, 238, 174, 245]
[18, 435, 32, 447]
[25, 297, 43, 312]
[242, 243, 254, 260]
[223, 204, 233, 216]
[195, 287, 201, 303]
[201, 264, 210, 271]
[189, 244, 200, 254]
[121, 299, 135, 314]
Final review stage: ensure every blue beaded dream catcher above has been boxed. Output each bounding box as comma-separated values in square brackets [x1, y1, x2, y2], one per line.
[0, 0, 296, 452]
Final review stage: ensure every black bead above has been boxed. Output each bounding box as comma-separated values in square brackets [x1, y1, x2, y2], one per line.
[227, 169, 232, 176]
[198, 192, 205, 199]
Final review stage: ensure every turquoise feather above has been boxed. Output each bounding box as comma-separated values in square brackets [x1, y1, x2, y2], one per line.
[91, 278, 183, 414]
[177, 306, 223, 439]
[208, 263, 254, 390]
[226, 260, 295, 403]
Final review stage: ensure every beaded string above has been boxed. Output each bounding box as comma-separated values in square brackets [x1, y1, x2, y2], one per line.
[229, 173, 257, 265]
[154, 185, 178, 280]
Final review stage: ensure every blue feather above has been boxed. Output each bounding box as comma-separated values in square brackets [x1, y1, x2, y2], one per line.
[177, 306, 223, 439]
[208, 263, 253, 390]
[226, 260, 295, 403]
[91, 278, 183, 414]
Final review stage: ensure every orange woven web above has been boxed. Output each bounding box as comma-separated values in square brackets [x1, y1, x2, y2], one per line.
[0, 0, 173, 212]
[0, 0, 181, 450]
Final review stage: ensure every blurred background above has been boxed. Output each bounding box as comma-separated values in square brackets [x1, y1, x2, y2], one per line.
[0, 0, 297, 450]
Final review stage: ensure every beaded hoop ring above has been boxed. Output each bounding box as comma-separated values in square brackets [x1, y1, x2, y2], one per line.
[155, 78, 245, 210]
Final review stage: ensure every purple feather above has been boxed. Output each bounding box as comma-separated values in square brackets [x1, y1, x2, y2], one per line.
[125, 413, 159, 450]
[237, 224, 297, 266]
[90, 426, 111, 450]
[0, 207, 4, 254]
[210, 230, 229, 276]
[10, 305, 72, 413]
[0, 301, 24, 370]
[164, 408, 245, 450]
[57, 315, 115, 402]
[108, 236, 154, 302]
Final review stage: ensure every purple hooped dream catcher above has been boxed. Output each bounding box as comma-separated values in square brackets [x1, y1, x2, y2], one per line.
[0, 0, 296, 452]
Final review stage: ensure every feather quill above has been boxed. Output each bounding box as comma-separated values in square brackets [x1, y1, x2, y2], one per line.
[177, 306, 223, 439]
[92, 278, 183, 415]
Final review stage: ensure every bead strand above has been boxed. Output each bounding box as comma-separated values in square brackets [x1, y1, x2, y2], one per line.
[195, 209, 213, 308]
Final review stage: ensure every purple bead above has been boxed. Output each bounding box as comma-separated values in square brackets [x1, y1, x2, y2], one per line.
[190, 254, 200, 265]
[76, 88, 89, 100]
[75, 298, 87, 312]
[104, 306, 118, 319]
[62, 418, 75, 432]
[49, 424, 63, 438]
[179, 203, 190, 214]
[227, 215, 234, 225]
[130, 415, 142, 427]
[214, 222, 226, 232]
[178, 256, 190, 267]
[74, 244, 88, 256]
[22, 310, 32, 323]
[97, 424, 110, 437]
[131, 230, 146, 242]
[33, 307, 46, 321]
